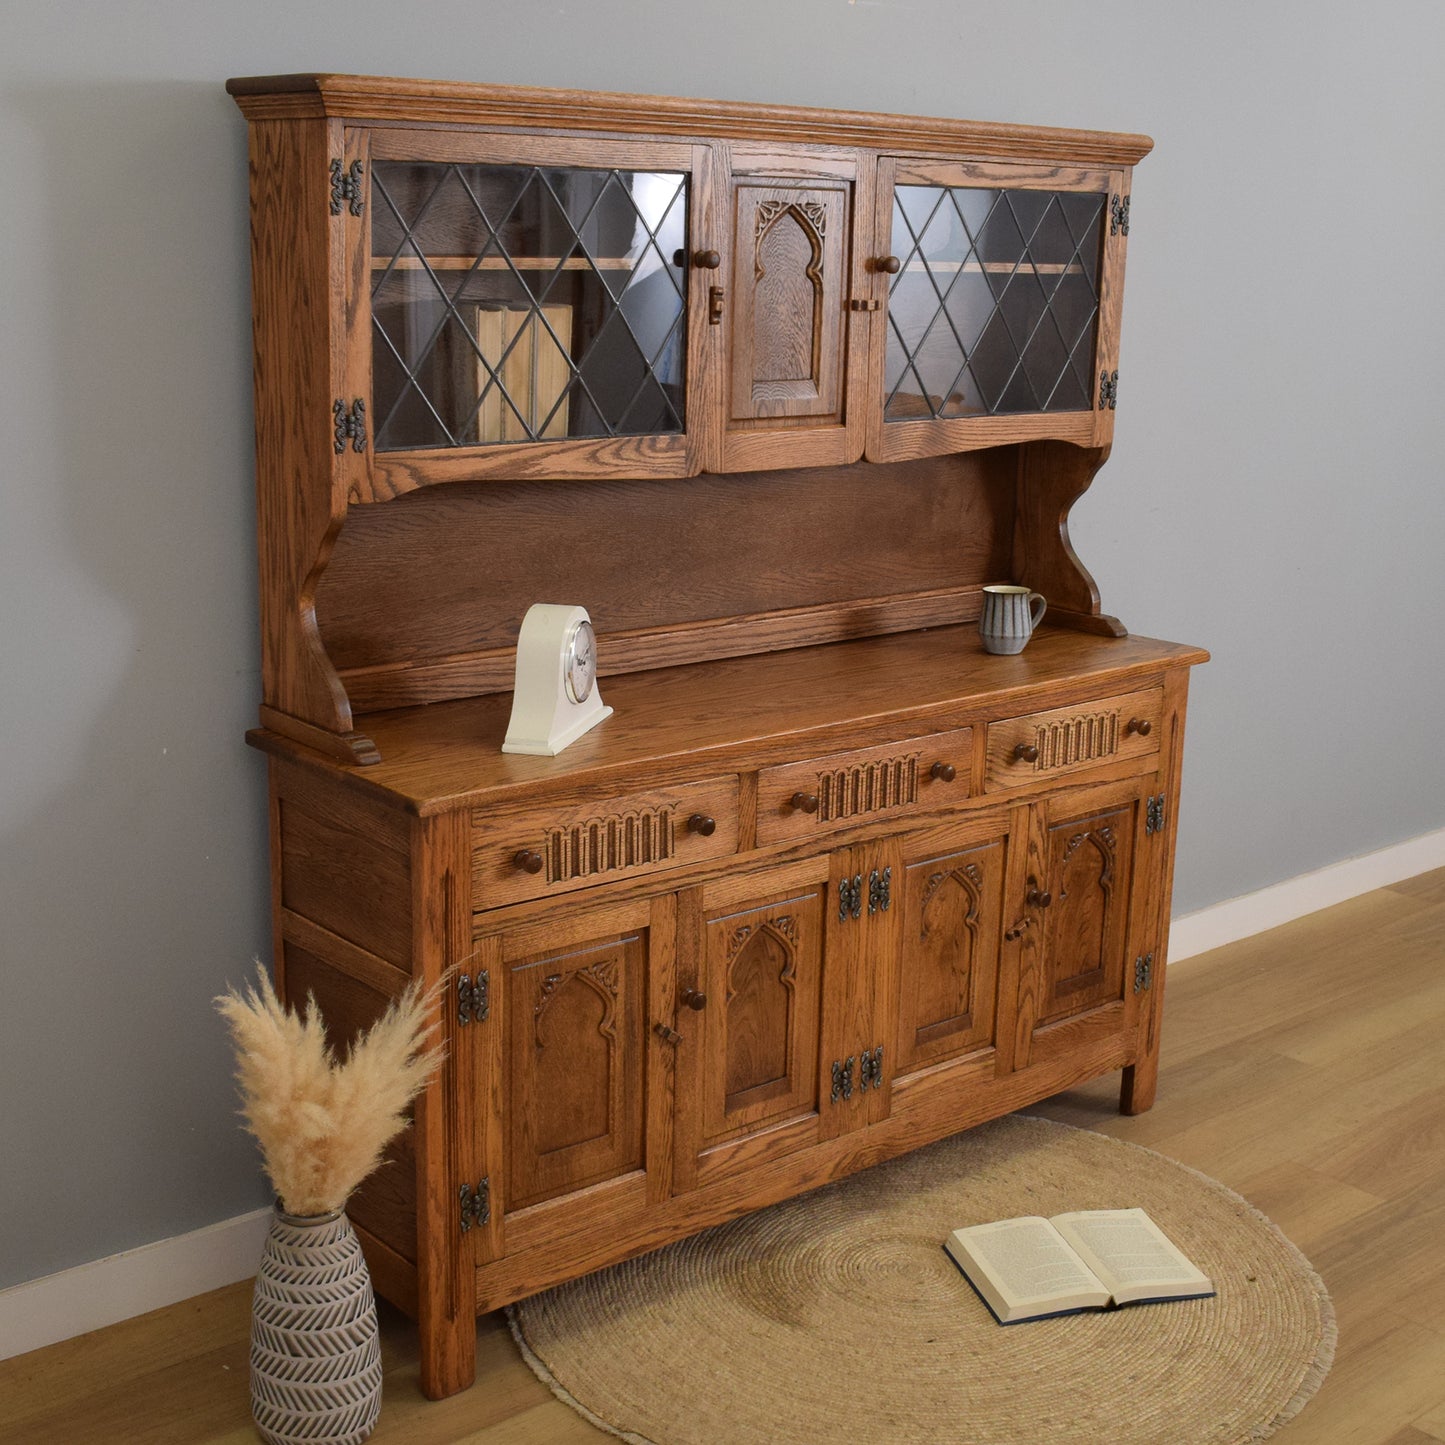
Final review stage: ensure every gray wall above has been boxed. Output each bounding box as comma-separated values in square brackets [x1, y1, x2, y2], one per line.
[3, 1, 1442, 1290]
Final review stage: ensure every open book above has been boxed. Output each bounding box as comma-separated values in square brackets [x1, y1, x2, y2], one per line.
[944, 1208, 1214, 1324]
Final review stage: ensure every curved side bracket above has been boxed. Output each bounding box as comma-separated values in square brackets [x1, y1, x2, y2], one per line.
[1010, 440, 1127, 637]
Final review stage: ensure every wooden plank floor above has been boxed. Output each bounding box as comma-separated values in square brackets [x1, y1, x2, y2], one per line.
[3, 868, 1443, 1444]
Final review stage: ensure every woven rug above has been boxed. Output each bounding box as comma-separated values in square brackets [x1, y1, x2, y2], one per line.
[509, 1115, 1334, 1445]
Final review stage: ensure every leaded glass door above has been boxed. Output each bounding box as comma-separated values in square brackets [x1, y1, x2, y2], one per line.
[866, 159, 1129, 463]
[359, 133, 711, 493]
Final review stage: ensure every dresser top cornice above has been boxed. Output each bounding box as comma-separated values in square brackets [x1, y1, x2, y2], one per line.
[225, 72, 1154, 167]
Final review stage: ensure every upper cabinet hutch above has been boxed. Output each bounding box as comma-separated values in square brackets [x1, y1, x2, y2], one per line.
[228, 72, 1206, 1400]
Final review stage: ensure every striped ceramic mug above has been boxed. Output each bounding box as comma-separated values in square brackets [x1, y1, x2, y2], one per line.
[979, 584, 1047, 655]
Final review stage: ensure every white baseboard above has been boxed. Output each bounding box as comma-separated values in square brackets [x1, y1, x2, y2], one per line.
[0, 1206, 272, 1362]
[1168, 825, 1445, 963]
[4, 826, 1441, 1361]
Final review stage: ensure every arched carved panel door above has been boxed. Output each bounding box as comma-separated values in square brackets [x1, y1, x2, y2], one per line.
[674, 859, 827, 1191]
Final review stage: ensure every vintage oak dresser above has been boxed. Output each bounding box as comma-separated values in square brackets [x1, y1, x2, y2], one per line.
[227, 71, 1208, 1397]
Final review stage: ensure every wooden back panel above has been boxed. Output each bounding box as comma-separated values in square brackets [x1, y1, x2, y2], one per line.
[315, 450, 1016, 710]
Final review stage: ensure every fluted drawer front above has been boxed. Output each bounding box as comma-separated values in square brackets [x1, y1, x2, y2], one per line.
[473, 777, 738, 909]
[984, 686, 1162, 792]
[756, 728, 973, 846]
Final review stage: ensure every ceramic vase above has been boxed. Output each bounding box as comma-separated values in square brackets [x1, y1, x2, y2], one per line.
[249, 1205, 383, 1445]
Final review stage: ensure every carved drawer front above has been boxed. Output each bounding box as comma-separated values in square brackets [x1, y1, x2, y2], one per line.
[755, 728, 973, 847]
[473, 777, 739, 909]
[984, 687, 1163, 793]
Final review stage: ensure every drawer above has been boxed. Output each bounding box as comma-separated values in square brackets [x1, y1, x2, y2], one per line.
[984, 686, 1162, 792]
[472, 776, 739, 909]
[755, 727, 973, 847]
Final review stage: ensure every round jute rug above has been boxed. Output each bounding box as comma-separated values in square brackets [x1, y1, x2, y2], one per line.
[509, 1115, 1334, 1445]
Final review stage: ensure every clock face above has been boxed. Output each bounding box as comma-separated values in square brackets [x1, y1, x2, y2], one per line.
[563, 619, 597, 704]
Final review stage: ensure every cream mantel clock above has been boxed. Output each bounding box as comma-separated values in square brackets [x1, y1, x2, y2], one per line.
[502, 604, 613, 755]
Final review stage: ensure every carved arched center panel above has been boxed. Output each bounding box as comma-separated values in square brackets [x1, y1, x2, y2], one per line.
[1052, 826, 1115, 989]
[531, 965, 616, 1156]
[753, 206, 825, 388]
[723, 921, 797, 1101]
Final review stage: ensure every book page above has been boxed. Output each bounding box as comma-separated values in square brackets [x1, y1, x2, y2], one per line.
[1051, 1208, 1213, 1305]
[946, 1217, 1110, 1322]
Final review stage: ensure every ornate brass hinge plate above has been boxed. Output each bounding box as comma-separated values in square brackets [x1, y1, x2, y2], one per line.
[838, 874, 863, 922]
[1110, 193, 1130, 236]
[1145, 793, 1166, 836]
[859, 1045, 885, 1091]
[329, 158, 364, 217]
[831, 1055, 855, 1102]
[459, 1178, 490, 1233]
[1098, 369, 1119, 410]
[333, 398, 366, 454]
[1133, 953, 1154, 993]
[868, 866, 892, 915]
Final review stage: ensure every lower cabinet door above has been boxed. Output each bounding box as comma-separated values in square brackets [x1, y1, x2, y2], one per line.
[502, 902, 650, 1213]
[1015, 777, 1149, 1065]
[674, 858, 829, 1189]
[893, 821, 1009, 1081]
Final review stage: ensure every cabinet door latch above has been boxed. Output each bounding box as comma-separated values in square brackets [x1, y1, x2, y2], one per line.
[457, 970, 489, 1026]
[333, 398, 367, 454]
[708, 285, 726, 325]
[329, 158, 365, 217]
[459, 1178, 490, 1233]
[848, 297, 882, 312]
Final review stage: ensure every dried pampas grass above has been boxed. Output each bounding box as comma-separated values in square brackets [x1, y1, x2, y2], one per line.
[216, 965, 444, 1217]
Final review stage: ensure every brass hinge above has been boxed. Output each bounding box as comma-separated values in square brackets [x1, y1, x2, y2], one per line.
[859, 1045, 885, 1091]
[1145, 793, 1166, 836]
[1133, 953, 1154, 993]
[1098, 369, 1119, 410]
[838, 874, 863, 922]
[329, 158, 364, 217]
[830, 1055, 855, 1102]
[848, 297, 882, 312]
[457, 970, 489, 1026]
[459, 1178, 490, 1233]
[1110, 194, 1130, 236]
[333, 398, 366, 454]
[868, 866, 892, 915]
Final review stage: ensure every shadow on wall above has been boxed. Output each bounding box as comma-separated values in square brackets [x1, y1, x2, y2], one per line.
[0, 79, 274, 1289]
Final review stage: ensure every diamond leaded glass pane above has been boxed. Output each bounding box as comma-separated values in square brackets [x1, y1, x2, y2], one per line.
[884, 185, 1105, 422]
[370, 163, 687, 451]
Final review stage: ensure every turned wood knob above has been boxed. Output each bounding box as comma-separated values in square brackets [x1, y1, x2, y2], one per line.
[790, 791, 820, 814]
[873, 255, 902, 274]
[513, 850, 544, 875]
[1013, 743, 1040, 763]
[1126, 717, 1152, 737]
[692, 248, 722, 269]
[681, 987, 707, 1011]
[687, 813, 717, 836]
[930, 761, 956, 783]
[1027, 887, 1053, 909]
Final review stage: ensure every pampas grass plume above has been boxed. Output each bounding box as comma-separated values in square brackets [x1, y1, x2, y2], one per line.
[216, 965, 444, 1217]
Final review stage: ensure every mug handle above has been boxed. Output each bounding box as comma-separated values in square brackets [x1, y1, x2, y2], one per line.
[1028, 592, 1047, 629]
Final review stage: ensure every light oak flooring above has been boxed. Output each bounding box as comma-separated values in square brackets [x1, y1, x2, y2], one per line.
[3, 869, 1443, 1444]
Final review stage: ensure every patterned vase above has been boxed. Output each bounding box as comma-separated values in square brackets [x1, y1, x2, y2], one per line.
[249, 1205, 383, 1445]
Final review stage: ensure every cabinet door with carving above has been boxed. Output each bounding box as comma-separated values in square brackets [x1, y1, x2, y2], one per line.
[893, 821, 1010, 1083]
[715, 148, 872, 473]
[673, 858, 829, 1190]
[1010, 777, 1149, 1069]
[501, 901, 651, 1215]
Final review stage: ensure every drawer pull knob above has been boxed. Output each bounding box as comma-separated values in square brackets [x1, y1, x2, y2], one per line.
[1013, 743, 1040, 763]
[1027, 886, 1053, 909]
[681, 987, 708, 1011]
[512, 850, 545, 875]
[873, 255, 902, 274]
[790, 791, 820, 814]
[930, 761, 956, 783]
[687, 813, 717, 836]
[1126, 717, 1152, 737]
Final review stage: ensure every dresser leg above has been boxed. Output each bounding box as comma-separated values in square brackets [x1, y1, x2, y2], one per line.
[418, 1303, 478, 1400]
[1119, 1059, 1157, 1115]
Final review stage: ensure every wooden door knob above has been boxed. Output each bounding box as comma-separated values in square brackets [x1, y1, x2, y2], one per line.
[513, 850, 544, 875]
[790, 791, 820, 813]
[873, 255, 902, 274]
[687, 813, 717, 836]
[930, 761, 956, 782]
[1126, 717, 1152, 736]
[692, 248, 722, 269]
[681, 987, 708, 1011]
[1013, 743, 1040, 763]
[1026, 886, 1053, 909]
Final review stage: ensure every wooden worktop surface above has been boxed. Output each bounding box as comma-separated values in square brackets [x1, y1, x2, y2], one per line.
[248, 626, 1208, 815]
